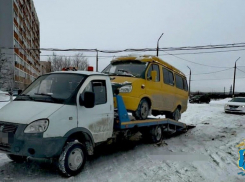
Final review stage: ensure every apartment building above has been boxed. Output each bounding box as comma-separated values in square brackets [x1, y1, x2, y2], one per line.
[0, 0, 41, 90]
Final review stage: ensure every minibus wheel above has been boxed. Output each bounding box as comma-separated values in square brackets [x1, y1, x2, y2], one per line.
[133, 99, 150, 120]
[166, 108, 181, 121]
[58, 141, 87, 177]
[173, 108, 181, 121]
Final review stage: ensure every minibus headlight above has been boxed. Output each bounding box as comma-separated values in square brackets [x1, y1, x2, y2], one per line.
[119, 85, 132, 93]
[24, 119, 49, 133]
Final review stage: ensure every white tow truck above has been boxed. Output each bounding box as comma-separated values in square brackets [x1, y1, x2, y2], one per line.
[0, 70, 189, 177]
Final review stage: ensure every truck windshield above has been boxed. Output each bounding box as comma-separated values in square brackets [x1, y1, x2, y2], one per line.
[102, 61, 148, 78]
[15, 73, 85, 104]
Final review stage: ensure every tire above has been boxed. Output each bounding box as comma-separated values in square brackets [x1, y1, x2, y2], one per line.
[166, 108, 181, 121]
[7, 154, 27, 163]
[133, 99, 150, 120]
[58, 141, 87, 177]
[150, 126, 163, 143]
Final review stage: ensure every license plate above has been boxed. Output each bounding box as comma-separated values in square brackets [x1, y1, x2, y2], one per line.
[229, 108, 237, 111]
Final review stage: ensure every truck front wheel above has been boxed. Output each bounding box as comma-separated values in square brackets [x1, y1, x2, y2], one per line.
[58, 141, 87, 177]
[7, 154, 27, 163]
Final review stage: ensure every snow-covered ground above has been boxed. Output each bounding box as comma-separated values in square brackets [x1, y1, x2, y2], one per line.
[1, 99, 245, 182]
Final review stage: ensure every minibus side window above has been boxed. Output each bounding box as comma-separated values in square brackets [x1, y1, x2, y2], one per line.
[183, 78, 188, 91]
[163, 68, 174, 86]
[147, 65, 153, 79]
[153, 65, 160, 82]
[147, 64, 160, 81]
[175, 74, 184, 90]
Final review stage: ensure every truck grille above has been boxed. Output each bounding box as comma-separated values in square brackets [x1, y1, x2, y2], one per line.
[0, 142, 11, 152]
[0, 121, 18, 133]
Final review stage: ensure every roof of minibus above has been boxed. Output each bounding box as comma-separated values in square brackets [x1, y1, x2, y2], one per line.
[111, 55, 186, 77]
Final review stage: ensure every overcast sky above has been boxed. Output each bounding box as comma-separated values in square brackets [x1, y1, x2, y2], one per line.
[33, 0, 245, 92]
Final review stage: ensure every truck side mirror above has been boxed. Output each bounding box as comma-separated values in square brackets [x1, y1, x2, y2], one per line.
[151, 71, 157, 82]
[79, 92, 95, 108]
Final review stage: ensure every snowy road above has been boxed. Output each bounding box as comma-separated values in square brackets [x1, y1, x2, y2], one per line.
[0, 99, 245, 182]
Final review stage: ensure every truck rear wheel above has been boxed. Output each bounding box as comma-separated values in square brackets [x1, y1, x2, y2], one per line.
[58, 141, 87, 177]
[7, 154, 27, 163]
[150, 125, 163, 143]
[142, 126, 163, 143]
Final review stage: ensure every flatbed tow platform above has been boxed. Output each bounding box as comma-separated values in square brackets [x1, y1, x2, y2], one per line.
[113, 95, 195, 141]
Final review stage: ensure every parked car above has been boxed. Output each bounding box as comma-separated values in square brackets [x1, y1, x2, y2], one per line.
[102, 55, 188, 120]
[224, 97, 245, 114]
[0, 90, 10, 102]
[189, 95, 210, 104]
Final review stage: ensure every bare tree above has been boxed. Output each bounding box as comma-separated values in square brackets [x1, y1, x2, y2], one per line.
[72, 53, 88, 70]
[0, 49, 7, 74]
[0, 49, 14, 98]
[49, 52, 88, 71]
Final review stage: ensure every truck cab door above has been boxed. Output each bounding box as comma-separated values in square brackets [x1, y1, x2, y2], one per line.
[77, 76, 114, 143]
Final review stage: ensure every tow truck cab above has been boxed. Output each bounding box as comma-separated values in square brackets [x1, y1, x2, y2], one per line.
[0, 71, 114, 159]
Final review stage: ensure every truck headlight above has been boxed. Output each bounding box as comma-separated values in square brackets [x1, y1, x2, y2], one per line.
[119, 85, 132, 93]
[24, 119, 49, 133]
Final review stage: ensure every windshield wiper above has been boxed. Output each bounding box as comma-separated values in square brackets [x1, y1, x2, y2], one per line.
[16, 94, 33, 101]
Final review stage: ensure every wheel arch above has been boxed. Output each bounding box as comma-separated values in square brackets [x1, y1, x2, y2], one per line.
[64, 127, 95, 147]
[141, 96, 152, 107]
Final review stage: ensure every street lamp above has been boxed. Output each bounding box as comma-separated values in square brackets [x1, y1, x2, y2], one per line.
[232, 57, 241, 97]
[187, 66, 191, 97]
[96, 50, 98, 72]
[156, 33, 164, 57]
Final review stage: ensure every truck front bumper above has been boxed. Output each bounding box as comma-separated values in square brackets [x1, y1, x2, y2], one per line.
[0, 124, 67, 158]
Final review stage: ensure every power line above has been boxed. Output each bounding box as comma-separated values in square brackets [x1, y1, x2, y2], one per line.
[159, 48, 245, 56]
[237, 68, 245, 74]
[162, 51, 231, 68]
[192, 76, 245, 81]
[2, 42, 245, 53]
[191, 68, 233, 75]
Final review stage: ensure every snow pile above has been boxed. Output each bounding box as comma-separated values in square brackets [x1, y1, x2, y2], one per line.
[0, 101, 10, 110]
[0, 98, 245, 181]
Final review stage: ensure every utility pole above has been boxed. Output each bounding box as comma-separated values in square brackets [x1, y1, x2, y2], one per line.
[224, 87, 225, 95]
[232, 57, 240, 97]
[156, 33, 164, 57]
[96, 50, 98, 72]
[187, 66, 191, 97]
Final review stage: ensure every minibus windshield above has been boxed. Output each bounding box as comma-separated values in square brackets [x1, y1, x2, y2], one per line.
[16, 73, 85, 103]
[102, 61, 148, 78]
